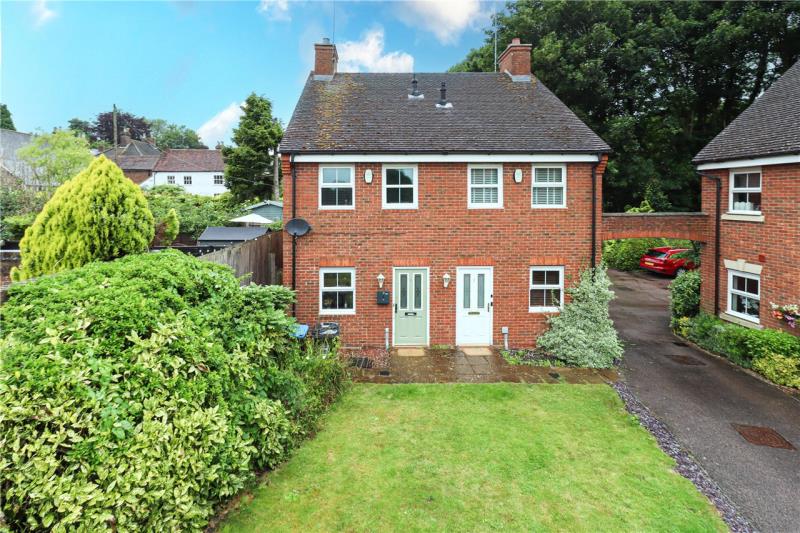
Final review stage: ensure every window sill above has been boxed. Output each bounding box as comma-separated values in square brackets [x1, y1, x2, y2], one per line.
[719, 312, 763, 330]
[319, 206, 355, 211]
[721, 213, 764, 222]
[382, 205, 418, 210]
[468, 205, 504, 210]
[529, 307, 561, 314]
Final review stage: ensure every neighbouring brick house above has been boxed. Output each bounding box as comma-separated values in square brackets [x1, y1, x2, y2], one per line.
[280, 38, 610, 347]
[693, 59, 800, 335]
[102, 135, 162, 186]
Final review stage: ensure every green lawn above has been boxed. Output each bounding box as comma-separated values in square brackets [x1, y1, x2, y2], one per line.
[221, 384, 725, 532]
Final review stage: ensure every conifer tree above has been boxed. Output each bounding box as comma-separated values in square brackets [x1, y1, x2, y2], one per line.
[12, 156, 154, 280]
[163, 208, 180, 245]
[536, 265, 623, 368]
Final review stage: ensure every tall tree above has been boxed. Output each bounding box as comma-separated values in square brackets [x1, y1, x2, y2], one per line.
[12, 156, 154, 281]
[452, 0, 800, 210]
[0, 104, 15, 130]
[67, 118, 92, 138]
[147, 119, 207, 150]
[17, 130, 93, 191]
[221, 93, 283, 201]
[91, 109, 151, 144]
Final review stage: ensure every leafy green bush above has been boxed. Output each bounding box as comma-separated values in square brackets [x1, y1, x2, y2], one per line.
[681, 313, 800, 387]
[1, 250, 348, 531]
[12, 156, 154, 281]
[145, 185, 247, 239]
[603, 238, 665, 271]
[669, 270, 701, 325]
[536, 265, 623, 368]
[752, 353, 800, 388]
[163, 207, 180, 245]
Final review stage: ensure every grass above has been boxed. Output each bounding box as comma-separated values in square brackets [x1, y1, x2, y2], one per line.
[221, 384, 725, 532]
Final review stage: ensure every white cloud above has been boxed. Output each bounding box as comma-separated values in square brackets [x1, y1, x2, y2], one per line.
[338, 27, 414, 73]
[258, 0, 291, 21]
[32, 0, 56, 28]
[198, 102, 244, 147]
[395, 0, 490, 45]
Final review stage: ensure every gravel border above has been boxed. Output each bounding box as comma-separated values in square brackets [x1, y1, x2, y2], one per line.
[612, 381, 754, 533]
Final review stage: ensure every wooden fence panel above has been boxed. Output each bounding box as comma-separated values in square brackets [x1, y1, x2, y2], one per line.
[198, 231, 283, 285]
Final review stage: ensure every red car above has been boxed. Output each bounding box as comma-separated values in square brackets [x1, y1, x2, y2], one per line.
[639, 247, 696, 277]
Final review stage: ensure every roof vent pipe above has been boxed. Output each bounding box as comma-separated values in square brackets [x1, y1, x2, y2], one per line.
[436, 81, 452, 109]
[408, 74, 424, 99]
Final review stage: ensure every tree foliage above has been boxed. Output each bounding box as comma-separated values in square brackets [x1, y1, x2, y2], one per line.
[0, 103, 15, 130]
[222, 93, 283, 202]
[92, 109, 151, 144]
[452, 0, 800, 210]
[536, 265, 623, 368]
[16, 129, 93, 190]
[145, 185, 247, 240]
[12, 156, 154, 280]
[147, 118, 207, 150]
[162, 208, 180, 245]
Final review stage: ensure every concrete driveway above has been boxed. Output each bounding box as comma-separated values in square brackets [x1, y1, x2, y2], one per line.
[609, 269, 800, 532]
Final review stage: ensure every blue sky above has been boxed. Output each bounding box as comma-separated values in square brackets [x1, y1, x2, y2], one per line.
[2, 0, 496, 145]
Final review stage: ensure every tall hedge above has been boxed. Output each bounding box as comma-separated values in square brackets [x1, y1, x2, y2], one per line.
[12, 155, 154, 281]
[0, 251, 348, 531]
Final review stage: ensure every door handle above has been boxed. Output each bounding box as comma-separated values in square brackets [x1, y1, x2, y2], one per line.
[394, 303, 397, 313]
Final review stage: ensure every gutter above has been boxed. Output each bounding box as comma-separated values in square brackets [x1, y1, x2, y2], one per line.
[698, 171, 722, 317]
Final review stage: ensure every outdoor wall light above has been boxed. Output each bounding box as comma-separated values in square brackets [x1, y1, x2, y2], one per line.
[442, 272, 451, 288]
[377, 273, 385, 288]
[364, 169, 373, 183]
[514, 169, 523, 183]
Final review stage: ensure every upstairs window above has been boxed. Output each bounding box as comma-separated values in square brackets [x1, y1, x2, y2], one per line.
[183, 175, 192, 185]
[214, 174, 224, 185]
[383, 165, 418, 209]
[529, 266, 564, 312]
[319, 166, 354, 209]
[532, 165, 566, 208]
[468, 165, 503, 208]
[320, 268, 355, 314]
[727, 270, 760, 323]
[729, 169, 761, 214]
[167, 175, 175, 184]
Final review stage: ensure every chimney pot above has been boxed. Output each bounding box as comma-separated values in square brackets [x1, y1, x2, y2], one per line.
[498, 37, 532, 79]
[314, 38, 338, 78]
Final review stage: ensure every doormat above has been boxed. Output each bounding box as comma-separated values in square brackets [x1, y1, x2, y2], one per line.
[395, 347, 426, 357]
[461, 347, 492, 356]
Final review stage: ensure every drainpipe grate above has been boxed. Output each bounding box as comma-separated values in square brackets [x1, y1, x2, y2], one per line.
[349, 357, 373, 369]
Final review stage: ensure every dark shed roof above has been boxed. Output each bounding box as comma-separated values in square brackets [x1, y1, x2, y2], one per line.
[197, 226, 267, 243]
[281, 72, 609, 154]
[694, 60, 800, 164]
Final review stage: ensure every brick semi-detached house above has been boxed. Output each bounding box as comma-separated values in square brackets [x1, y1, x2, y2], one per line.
[281, 38, 611, 347]
[692, 59, 800, 335]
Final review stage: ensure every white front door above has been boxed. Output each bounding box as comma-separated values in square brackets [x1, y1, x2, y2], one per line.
[456, 267, 493, 345]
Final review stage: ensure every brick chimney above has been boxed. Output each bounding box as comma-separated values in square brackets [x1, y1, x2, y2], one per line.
[498, 38, 532, 80]
[314, 37, 338, 79]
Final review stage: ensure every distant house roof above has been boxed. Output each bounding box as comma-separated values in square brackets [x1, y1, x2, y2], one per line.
[694, 60, 800, 164]
[281, 72, 610, 154]
[197, 226, 268, 243]
[154, 149, 224, 172]
[102, 139, 161, 157]
[102, 139, 162, 171]
[0, 129, 35, 181]
[246, 199, 284, 210]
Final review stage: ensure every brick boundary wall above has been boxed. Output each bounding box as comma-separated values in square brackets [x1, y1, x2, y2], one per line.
[601, 212, 710, 242]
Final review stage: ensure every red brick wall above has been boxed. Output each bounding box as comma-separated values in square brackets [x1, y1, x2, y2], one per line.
[283, 156, 607, 347]
[123, 169, 152, 185]
[602, 213, 709, 241]
[700, 163, 800, 335]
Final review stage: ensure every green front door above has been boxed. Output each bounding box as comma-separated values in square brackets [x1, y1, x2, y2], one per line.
[394, 268, 428, 345]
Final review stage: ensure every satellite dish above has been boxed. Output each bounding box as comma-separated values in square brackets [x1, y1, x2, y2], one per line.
[285, 218, 311, 237]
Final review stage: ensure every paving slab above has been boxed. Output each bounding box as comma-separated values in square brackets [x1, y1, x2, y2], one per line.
[610, 269, 800, 532]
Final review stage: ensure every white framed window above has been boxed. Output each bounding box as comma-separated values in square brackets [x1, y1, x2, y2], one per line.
[183, 175, 192, 185]
[213, 174, 224, 185]
[468, 164, 503, 208]
[319, 267, 355, 315]
[532, 165, 567, 208]
[727, 269, 760, 323]
[382, 165, 418, 209]
[729, 168, 761, 214]
[319, 166, 355, 210]
[529, 266, 564, 312]
[167, 175, 175, 184]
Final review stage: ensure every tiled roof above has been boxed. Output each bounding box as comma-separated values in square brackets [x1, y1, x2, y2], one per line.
[281, 72, 610, 154]
[154, 149, 224, 172]
[108, 155, 161, 171]
[694, 60, 800, 164]
[101, 139, 161, 157]
[0, 129, 35, 180]
[197, 226, 268, 242]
